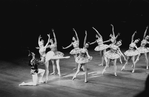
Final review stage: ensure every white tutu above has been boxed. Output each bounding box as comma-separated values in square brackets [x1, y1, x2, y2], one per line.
[94, 44, 109, 51]
[124, 50, 140, 56]
[75, 56, 92, 64]
[137, 47, 149, 53]
[51, 51, 65, 59]
[104, 51, 121, 59]
[70, 48, 81, 55]
[45, 51, 55, 62]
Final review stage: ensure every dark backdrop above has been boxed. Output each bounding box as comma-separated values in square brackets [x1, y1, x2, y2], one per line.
[0, 0, 149, 59]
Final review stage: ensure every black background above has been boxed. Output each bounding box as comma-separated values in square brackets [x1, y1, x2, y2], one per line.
[0, 0, 149, 59]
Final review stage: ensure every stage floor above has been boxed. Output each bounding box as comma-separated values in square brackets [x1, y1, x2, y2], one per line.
[0, 51, 148, 97]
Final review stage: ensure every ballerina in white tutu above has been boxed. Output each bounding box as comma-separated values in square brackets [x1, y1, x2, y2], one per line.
[62, 28, 81, 70]
[90, 27, 111, 66]
[19, 51, 45, 86]
[72, 31, 92, 83]
[137, 26, 149, 69]
[36, 34, 51, 62]
[63, 28, 80, 55]
[102, 38, 124, 76]
[45, 29, 70, 81]
[121, 31, 140, 73]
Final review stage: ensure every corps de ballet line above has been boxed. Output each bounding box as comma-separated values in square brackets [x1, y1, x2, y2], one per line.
[19, 24, 149, 86]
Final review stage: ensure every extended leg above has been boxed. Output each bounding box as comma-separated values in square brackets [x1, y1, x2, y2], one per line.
[113, 59, 117, 76]
[72, 63, 81, 80]
[132, 56, 135, 73]
[99, 50, 105, 66]
[56, 59, 61, 77]
[82, 64, 88, 83]
[102, 57, 109, 75]
[45, 61, 49, 83]
[144, 53, 149, 69]
[119, 57, 123, 64]
[51, 60, 56, 75]
[121, 56, 129, 70]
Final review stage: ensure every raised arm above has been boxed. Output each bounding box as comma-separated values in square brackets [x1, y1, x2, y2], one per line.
[52, 29, 57, 45]
[115, 33, 120, 40]
[84, 30, 87, 47]
[45, 33, 51, 47]
[131, 31, 137, 43]
[90, 40, 97, 45]
[143, 26, 148, 39]
[38, 35, 42, 46]
[92, 27, 102, 38]
[73, 28, 79, 42]
[111, 24, 115, 37]
[103, 39, 111, 43]
[62, 43, 73, 49]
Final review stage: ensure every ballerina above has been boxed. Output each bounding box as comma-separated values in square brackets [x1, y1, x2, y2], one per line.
[90, 27, 110, 66]
[36, 34, 51, 62]
[102, 37, 123, 76]
[62, 28, 81, 69]
[45, 29, 70, 82]
[19, 51, 45, 86]
[72, 31, 92, 83]
[121, 31, 140, 73]
[137, 26, 149, 69]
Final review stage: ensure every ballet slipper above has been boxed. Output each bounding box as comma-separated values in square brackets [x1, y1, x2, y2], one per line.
[50, 72, 56, 75]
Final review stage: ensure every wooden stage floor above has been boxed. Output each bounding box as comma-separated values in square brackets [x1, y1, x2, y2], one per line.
[0, 51, 149, 97]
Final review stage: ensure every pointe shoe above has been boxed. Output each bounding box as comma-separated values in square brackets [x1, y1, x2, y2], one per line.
[58, 74, 61, 77]
[50, 72, 56, 75]
[73, 67, 77, 70]
[39, 80, 45, 84]
[98, 63, 103, 66]
[19, 82, 25, 86]
[132, 70, 135, 73]
[72, 76, 76, 80]
[146, 66, 149, 69]
[114, 73, 117, 76]
[121, 67, 125, 71]
[84, 80, 88, 83]
[101, 71, 105, 75]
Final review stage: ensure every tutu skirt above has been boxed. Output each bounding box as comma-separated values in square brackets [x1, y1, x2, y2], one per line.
[70, 48, 81, 55]
[75, 56, 92, 64]
[51, 51, 65, 59]
[124, 50, 140, 56]
[137, 47, 149, 53]
[104, 51, 121, 59]
[94, 44, 109, 51]
[45, 51, 55, 62]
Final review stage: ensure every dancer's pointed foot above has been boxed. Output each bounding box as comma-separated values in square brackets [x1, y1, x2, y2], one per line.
[146, 66, 149, 69]
[101, 70, 105, 75]
[121, 66, 125, 71]
[72, 76, 76, 80]
[98, 63, 103, 66]
[84, 80, 88, 83]
[132, 69, 135, 73]
[73, 67, 77, 70]
[50, 72, 56, 75]
[114, 73, 117, 76]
